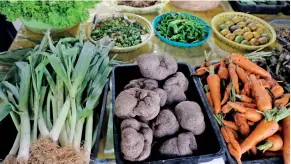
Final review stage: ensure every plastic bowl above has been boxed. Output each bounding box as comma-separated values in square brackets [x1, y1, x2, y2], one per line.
[152, 12, 212, 48]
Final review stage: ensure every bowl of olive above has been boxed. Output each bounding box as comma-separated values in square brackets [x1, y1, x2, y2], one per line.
[211, 12, 276, 51]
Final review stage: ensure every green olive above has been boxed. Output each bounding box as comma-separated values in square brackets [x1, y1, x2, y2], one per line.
[232, 16, 242, 24]
[235, 35, 244, 43]
[219, 24, 229, 31]
[243, 32, 254, 41]
[237, 21, 247, 28]
[242, 27, 251, 32]
[250, 38, 259, 46]
[248, 23, 257, 31]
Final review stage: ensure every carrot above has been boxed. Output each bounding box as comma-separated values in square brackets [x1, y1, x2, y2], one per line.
[236, 94, 254, 103]
[265, 78, 277, 88]
[258, 79, 272, 89]
[221, 127, 230, 143]
[204, 85, 213, 109]
[257, 134, 283, 152]
[236, 66, 248, 84]
[248, 121, 255, 126]
[228, 143, 242, 164]
[234, 113, 250, 137]
[228, 53, 272, 78]
[221, 83, 232, 105]
[283, 116, 290, 164]
[261, 151, 283, 157]
[225, 127, 241, 153]
[232, 129, 239, 140]
[207, 65, 221, 114]
[242, 83, 251, 97]
[228, 102, 247, 113]
[249, 74, 272, 112]
[274, 94, 290, 109]
[271, 85, 285, 99]
[250, 146, 257, 155]
[195, 67, 208, 76]
[218, 60, 229, 80]
[239, 108, 262, 122]
[223, 120, 239, 131]
[240, 120, 280, 154]
[228, 63, 240, 94]
[233, 102, 257, 108]
[222, 103, 232, 114]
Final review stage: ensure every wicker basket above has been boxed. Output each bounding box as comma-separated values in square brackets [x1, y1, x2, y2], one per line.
[87, 13, 154, 53]
[211, 12, 276, 51]
[113, 0, 169, 14]
[170, 1, 220, 11]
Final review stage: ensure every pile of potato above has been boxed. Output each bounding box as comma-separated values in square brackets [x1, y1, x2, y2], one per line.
[219, 16, 269, 46]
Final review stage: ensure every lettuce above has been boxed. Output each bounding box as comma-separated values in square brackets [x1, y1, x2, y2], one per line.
[0, 0, 98, 27]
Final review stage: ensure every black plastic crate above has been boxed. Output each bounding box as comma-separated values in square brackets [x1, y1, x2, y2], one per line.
[112, 63, 225, 164]
[282, 1, 290, 15]
[229, 0, 287, 14]
[192, 65, 283, 164]
[0, 82, 109, 162]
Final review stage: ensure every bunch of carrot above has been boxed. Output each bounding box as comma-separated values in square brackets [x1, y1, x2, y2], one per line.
[195, 53, 290, 164]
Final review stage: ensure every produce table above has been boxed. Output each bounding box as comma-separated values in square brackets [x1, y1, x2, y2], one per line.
[7, 1, 289, 163]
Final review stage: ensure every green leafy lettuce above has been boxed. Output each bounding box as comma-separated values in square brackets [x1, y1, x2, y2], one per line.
[0, 0, 98, 27]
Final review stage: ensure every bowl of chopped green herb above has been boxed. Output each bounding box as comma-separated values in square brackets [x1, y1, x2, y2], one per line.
[153, 12, 211, 48]
[88, 13, 154, 52]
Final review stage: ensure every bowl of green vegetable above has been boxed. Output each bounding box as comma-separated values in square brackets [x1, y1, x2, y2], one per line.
[88, 13, 154, 52]
[153, 12, 211, 48]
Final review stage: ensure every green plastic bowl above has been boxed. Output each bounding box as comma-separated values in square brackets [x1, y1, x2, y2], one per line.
[20, 18, 77, 34]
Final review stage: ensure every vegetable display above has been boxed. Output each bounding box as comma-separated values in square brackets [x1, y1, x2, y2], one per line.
[0, 1, 96, 27]
[118, 0, 160, 7]
[218, 16, 270, 46]
[194, 53, 290, 164]
[91, 16, 148, 47]
[276, 28, 290, 43]
[114, 54, 206, 161]
[156, 12, 208, 43]
[0, 31, 115, 163]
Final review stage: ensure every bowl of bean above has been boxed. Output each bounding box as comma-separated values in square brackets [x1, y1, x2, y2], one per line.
[88, 12, 154, 52]
[152, 12, 211, 48]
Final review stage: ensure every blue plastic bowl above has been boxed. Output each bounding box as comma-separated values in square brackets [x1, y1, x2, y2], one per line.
[152, 12, 212, 48]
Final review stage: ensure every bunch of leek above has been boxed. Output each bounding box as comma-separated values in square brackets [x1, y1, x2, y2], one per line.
[0, 31, 115, 163]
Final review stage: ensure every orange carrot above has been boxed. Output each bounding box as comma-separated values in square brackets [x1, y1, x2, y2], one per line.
[222, 103, 232, 114]
[274, 94, 290, 109]
[271, 85, 285, 99]
[249, 74, 272, 112]
[236, 66, 248, 84]
[233, 102, 257, 108]
[228, 143, 242, 164]
[204, 85, 213, 109]
[236, 94, 254, 103]
[248, 121, 255, 126]
[195, 67, 208, 76]
[265, 78, 278, 88]
[229, 63, 240, 94]
[283, 116, 290, 164]
[218, 60, 229, 80]
[221, 83, 232, 105]
[223, 120, 239, 131]
[207, 65, 221, 114]
[225, 127, 241, 153]
[228, 53, 272, 78]
[240, 120, 280, 154]
[221, 127, 230, 143]
[242, 83, 251, 97]
[258, 79, 272, 89]
[232, 129, 239, 140]
[239, 108, 262, 122]
[228, 102, 247, 113]
[250, 146, 257, 155]
[234, 113, 250, 137]
[257, 134, 283, 152]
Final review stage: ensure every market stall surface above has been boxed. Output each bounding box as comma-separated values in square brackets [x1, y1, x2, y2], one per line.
[7, 1, 289, 163]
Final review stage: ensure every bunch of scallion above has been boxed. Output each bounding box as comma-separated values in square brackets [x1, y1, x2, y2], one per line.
[0, 30, 115, 163]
